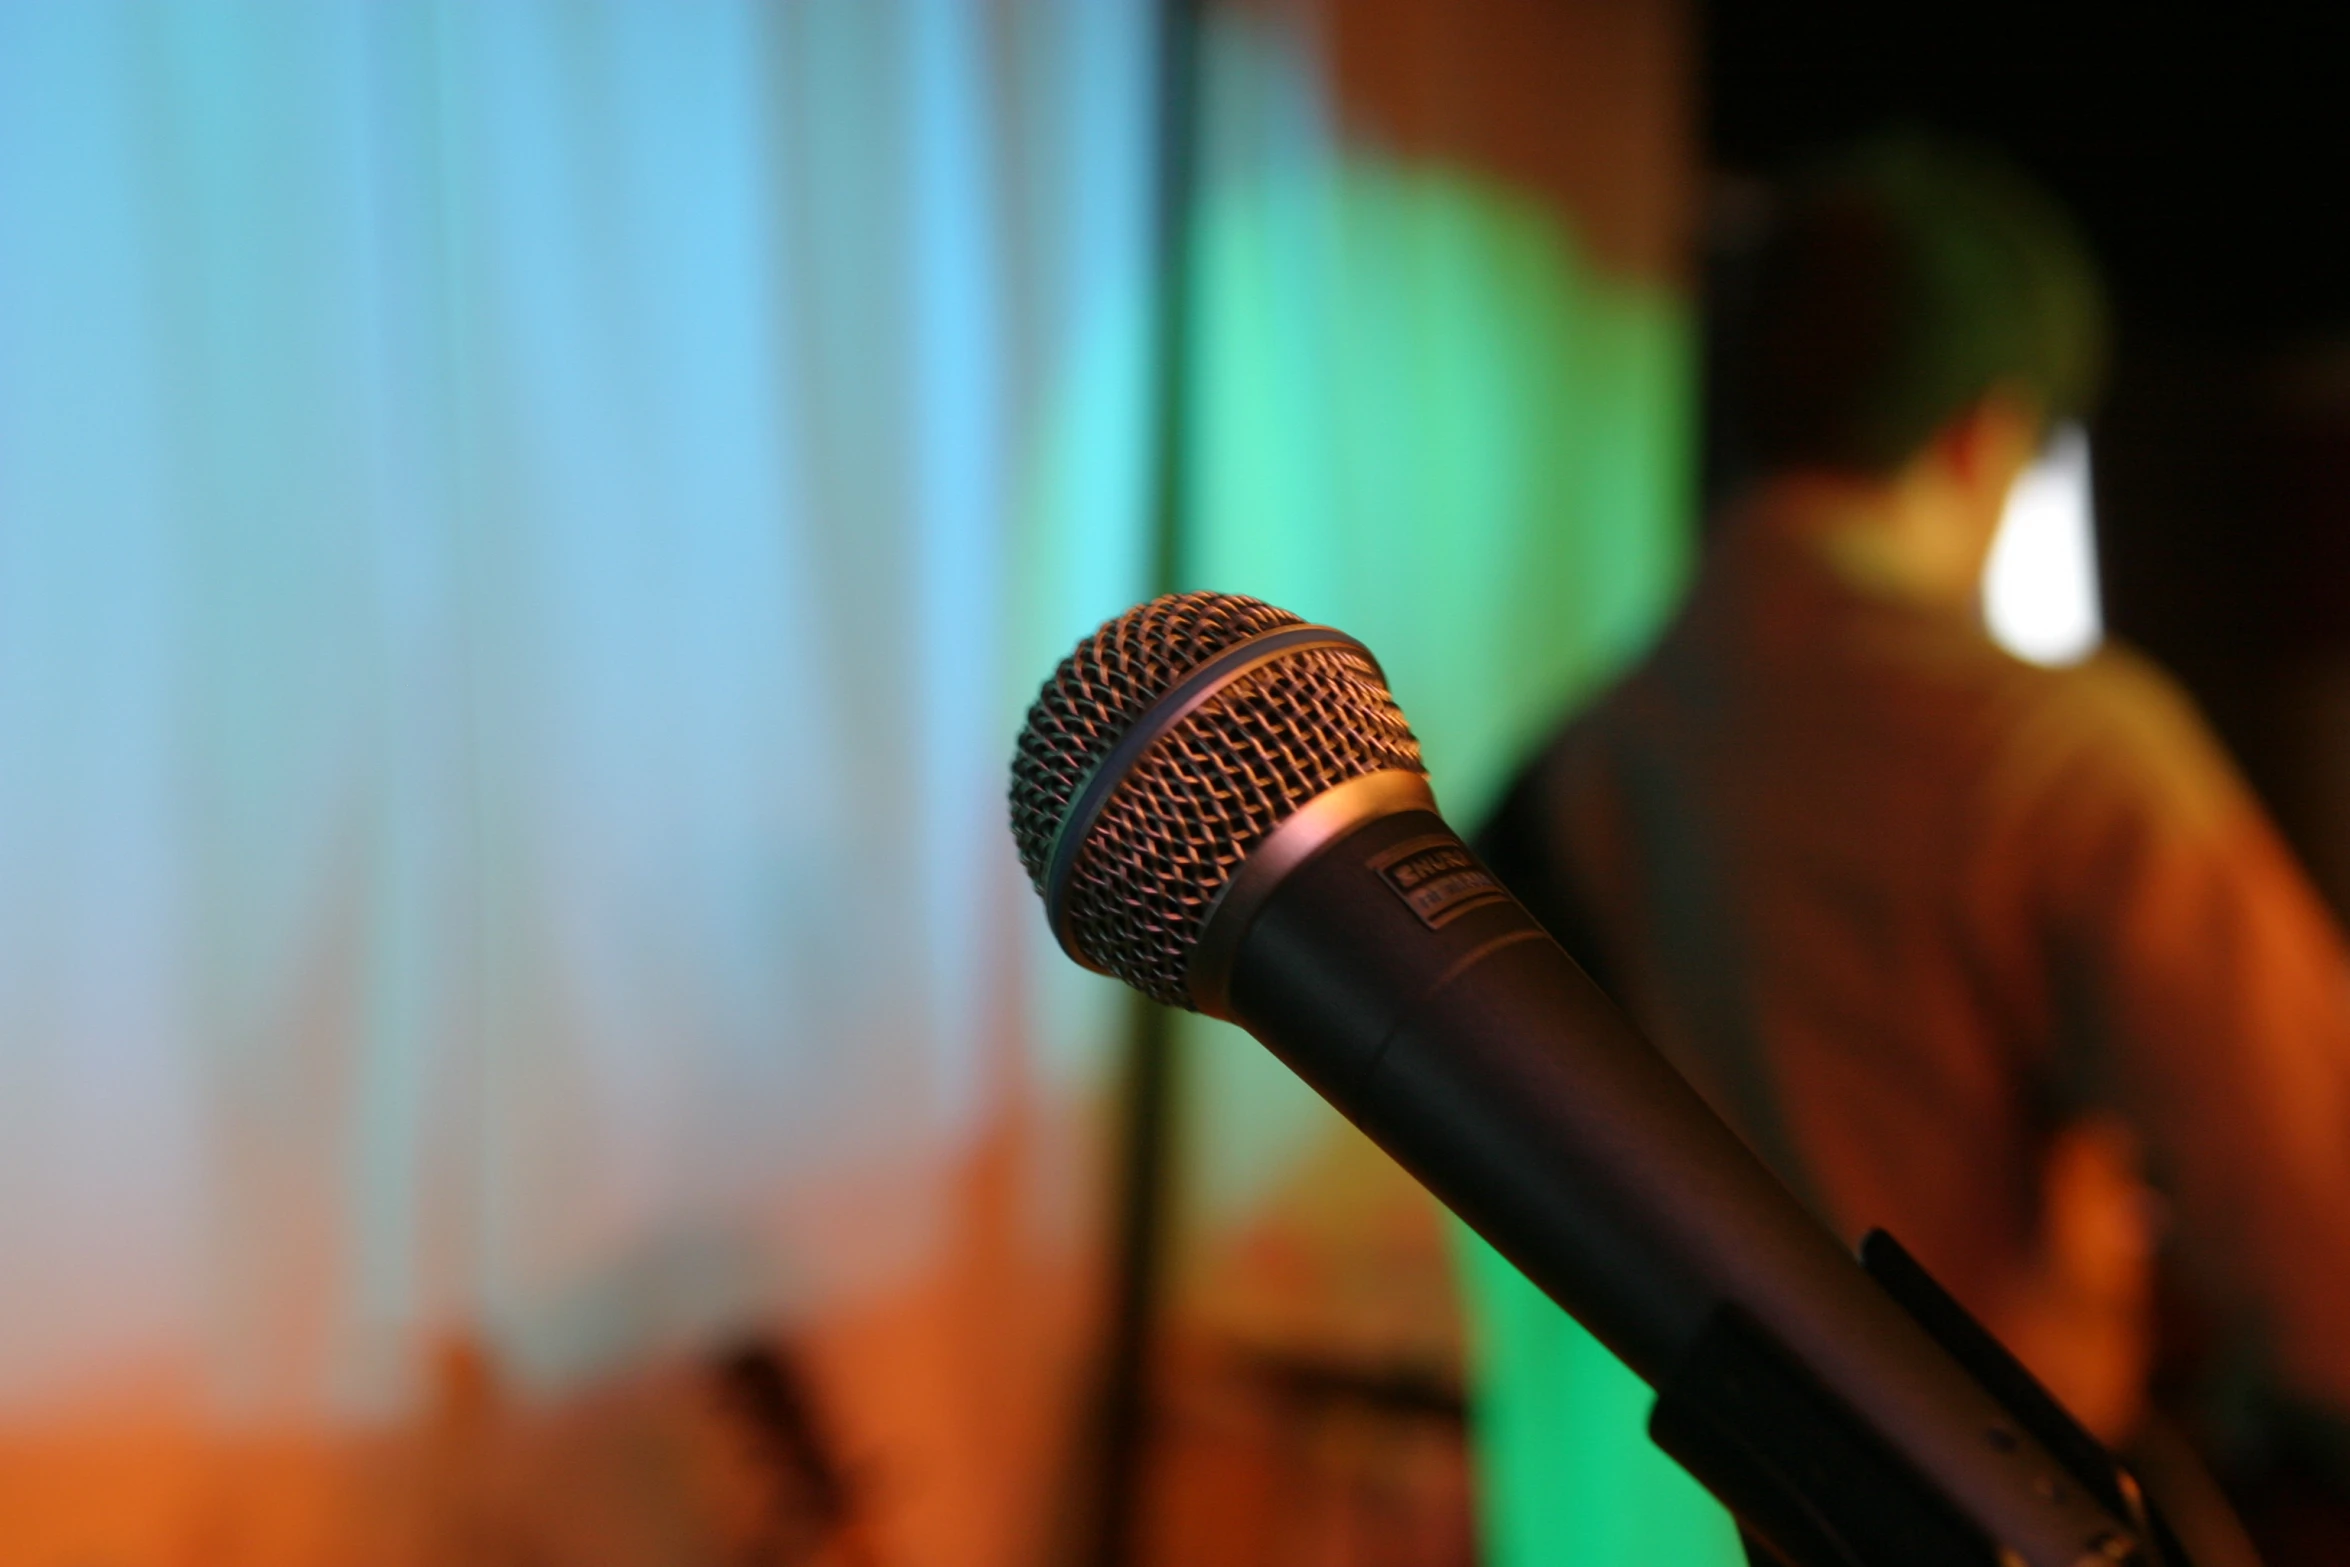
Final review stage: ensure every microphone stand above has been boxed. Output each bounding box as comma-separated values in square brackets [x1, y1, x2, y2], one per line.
[1653, 1229, 2191, 1567]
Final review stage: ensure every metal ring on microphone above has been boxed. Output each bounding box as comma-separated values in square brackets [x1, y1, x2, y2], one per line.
[1184, 767, 1437, 1019]
[1042, 623, 1376, 968]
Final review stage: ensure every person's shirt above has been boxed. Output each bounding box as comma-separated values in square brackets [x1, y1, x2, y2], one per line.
[1477, 505, 2350, 1445]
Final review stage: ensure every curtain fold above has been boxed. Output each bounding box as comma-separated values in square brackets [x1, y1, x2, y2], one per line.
[0, 0, 1148, 1446]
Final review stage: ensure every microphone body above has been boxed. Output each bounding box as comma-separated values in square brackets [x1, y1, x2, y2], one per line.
[1217, 789, 2122, 1563]
[1009, 596, 2154, 1567]
[1228, 794, 1805, 1381]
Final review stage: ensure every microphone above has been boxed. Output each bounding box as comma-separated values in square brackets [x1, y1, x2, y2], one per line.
[1009, 593, 2154, 1567]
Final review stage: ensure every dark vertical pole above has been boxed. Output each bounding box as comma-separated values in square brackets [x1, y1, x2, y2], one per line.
[1085, 0, 1202, 1563]
[1143, 0, 1202, 605]
[1087, 994, 1176, 1567]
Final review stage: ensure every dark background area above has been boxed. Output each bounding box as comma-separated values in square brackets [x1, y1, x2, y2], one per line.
[1703, 0, 2350, 919]
[1706, 3, 2350, 340]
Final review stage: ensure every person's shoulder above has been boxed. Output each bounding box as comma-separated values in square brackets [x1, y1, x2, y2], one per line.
[1984, 640, 2248, 838]
[1475, 649, 1663, 864]
[1488, 669, 1635, 822]
[2009, 642, 2222, 770]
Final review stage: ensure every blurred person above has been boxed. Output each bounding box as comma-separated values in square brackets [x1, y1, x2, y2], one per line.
[1477, 135, 2350, 1553]
[707, 1339, 883, 1567]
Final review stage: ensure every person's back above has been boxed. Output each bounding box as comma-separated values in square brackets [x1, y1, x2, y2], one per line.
[1480, 136, 2350, 1550]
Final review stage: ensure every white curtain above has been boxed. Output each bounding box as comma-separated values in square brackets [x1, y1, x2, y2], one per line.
[0, 0, 1151, 1429]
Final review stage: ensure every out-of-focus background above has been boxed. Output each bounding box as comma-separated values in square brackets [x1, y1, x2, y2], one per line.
[0, 3, 2342, 1566]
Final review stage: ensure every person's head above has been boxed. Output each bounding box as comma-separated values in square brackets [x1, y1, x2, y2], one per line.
[1723, 134, 2108, 601]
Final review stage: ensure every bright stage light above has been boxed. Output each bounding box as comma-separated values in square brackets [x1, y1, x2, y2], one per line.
[1984, 423, 2101, 666]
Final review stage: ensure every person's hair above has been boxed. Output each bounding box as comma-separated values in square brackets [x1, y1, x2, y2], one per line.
[1729, 133, 2109, 478]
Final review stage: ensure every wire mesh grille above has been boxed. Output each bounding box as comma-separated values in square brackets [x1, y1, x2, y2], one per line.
[1009, 594, 1424, 1008]
[1009, 593, 1304, 889]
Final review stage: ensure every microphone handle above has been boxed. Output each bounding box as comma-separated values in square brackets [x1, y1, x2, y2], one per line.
[1223, 805, 2137, 1567]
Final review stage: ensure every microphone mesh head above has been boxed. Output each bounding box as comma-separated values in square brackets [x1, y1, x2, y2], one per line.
[1009, 592, 1424, 1007]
